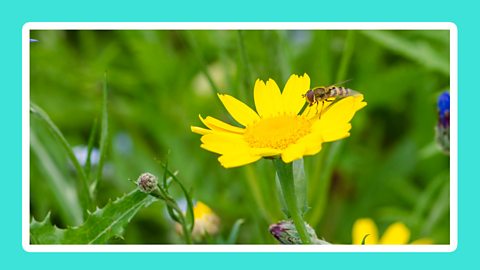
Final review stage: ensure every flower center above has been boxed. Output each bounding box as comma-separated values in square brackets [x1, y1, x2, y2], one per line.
[244, 115, 313, 150]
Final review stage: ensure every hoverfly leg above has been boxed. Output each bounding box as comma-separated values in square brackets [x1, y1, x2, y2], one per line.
[305, 104, 312, 116]
[318, 101, 325, 120]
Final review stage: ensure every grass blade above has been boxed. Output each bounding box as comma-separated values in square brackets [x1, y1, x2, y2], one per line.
[237, 30, 252, 102]
[30, 131, 84, 225]
[361, 30, 449, 75]
[307, 141, 343, 227]
[30, 102, 93, 212]
[335, 31, 356, 83]
[226, 219, 245, 244]
[92, 75, 109, 193]
[85, 118, 98, 178]
[184, 31, 219, 93]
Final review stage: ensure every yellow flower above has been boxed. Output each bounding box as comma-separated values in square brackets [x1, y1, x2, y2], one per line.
[176, 201, 220, 240]
[352, 218, 433, 245]
[191, 73, 366, 168]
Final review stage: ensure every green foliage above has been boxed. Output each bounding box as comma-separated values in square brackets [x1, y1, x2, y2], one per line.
[30, 29, 450, 244]
[92, 75, 110, 192]
[226, 219, 245, 244]
[31, 103, 93, 214]
[30, 190, 155, 244]
[30, 130, 84, 225]
[361, 30, 449, 75]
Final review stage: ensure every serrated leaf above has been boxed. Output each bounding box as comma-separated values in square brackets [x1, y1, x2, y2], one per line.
[30, 190, 156, 244]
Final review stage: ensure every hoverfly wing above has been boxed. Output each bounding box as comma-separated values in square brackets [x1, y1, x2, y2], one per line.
[347, 89, 362, 97]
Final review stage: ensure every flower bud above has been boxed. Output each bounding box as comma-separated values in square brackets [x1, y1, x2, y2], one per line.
[136, 172, 158, 193]
[435, 91, 450, 154]
[269, 220, 330, 245]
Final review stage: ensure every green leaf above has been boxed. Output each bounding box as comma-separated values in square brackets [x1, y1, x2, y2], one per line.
[422, 181, 449, 235]
[161, 164, 195, 233]
[92, 75, 109, 192]
[226, 219, 245, 244]
[293, 158, 308, 216]
[275, 170, 289, 217]
[30, 190, 156, 244]
[30, 130, 84, 225]
[335, 30, 356, 83]
[361, 234, 370, 245]
[85, 118, 98, 178]
[307, 141, 343, 227]
[273, 159, 312, 244]
[30, 103, 93, 212]
[361, 30, 449, 75]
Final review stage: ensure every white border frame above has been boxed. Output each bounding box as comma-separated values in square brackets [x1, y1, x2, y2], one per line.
[22, 22, 458, 253]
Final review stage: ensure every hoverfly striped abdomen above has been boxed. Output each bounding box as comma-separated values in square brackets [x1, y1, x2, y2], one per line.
[303, 85, 361, 107]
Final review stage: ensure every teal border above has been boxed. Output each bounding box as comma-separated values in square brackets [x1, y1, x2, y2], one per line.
[5, 0, 474, 269]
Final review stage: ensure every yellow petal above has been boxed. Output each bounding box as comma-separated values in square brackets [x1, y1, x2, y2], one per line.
[411, 238, 433, 245]
[352, 218, 379, 244]
[254, 78, 283, 117]
[320, 95, 366, 127]
[199, 115, 245, 134]
[250, 147, 282, 157]
[193, 201, 215, 219]
[303, 134, 323, 156]
[218, 153, 262, 168]
[379, 222, 410, 244]
[282, 73, 311, 115]
[313, 121, 352, 142]
[191, 126, 212, 135]
[280, 135, 311, 163]
[200, 133, 249, 155]
[280, 127, 324, 162]
[217, 93, 260, 127]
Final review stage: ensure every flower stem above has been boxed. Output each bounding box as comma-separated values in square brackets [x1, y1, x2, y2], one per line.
[150, 189, 193, 244]
[273, 159, 312, 244]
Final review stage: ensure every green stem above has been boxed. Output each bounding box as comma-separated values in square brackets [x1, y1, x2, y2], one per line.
[179, 216, 193, 244]
[150, 189, 193, 244]
[273, 159, 311, 244]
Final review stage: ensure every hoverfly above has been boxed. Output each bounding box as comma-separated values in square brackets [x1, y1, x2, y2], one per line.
[302, 84, 361, 115]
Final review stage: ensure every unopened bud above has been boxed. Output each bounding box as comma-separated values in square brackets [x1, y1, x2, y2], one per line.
[137, 172, 158, 193]
[269, 220, 330, 245]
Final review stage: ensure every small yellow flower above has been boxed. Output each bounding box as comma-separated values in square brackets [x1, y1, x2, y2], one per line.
[352, 218, 433, 244]
[191, 73, 366, 168]
[176, 201, 220, 239]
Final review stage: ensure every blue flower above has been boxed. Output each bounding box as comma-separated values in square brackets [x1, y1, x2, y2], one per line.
[435, 91, 450, 154]
[437, 91, 450, 128]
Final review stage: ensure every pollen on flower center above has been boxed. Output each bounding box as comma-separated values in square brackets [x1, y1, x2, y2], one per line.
[244, 115, 313, 150]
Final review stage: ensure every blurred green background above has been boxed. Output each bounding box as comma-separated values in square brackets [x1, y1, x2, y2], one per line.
[30, 29, 450, 244]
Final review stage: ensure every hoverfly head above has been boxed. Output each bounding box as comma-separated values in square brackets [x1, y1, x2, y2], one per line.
[305, 89, 315, 105]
